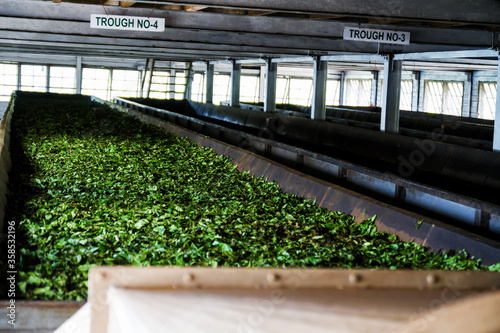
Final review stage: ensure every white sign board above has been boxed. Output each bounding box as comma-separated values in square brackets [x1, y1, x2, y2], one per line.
[90, 14, 165, 32]
[343, 27, 410, 45]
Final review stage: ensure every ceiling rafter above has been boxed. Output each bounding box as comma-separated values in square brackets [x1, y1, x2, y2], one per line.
[120, 1, 136, 8]
[1, 0, 499, 69]
[43, 0, 500, 27]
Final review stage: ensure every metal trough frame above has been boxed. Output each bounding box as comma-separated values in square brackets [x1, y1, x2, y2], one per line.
[114, 98, 500, 239]
[1, 92, 499, 332]
[107, 97, 500, 264]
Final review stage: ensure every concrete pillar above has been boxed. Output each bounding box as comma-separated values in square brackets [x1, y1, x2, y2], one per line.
[418, 73, 425, 112]
[146, 59, 155, 99]
[463, 71, 473, 117]
[108, 69, 113, 101]
[470, 74, 480, 118]
[380, 54, 403, 133]
[339, 71, 346, 106]
[46, 65, 50, 93]
[75, 57, 82, 95]
[370, 70, 379, 106]
[206, 62, 214, 104]
[311, 57, 327, 120]
[492, 55, 500, 151]
[140, 59, 149, 98]
[170, 69, 176, 100]
[259, 65, 266, 103]
[230, 60, 241, 107]
[17, 64, 21, 90]
[411, 71, 420, 112]
[264, 59, 277, 113]
[184, 62, 194, 101]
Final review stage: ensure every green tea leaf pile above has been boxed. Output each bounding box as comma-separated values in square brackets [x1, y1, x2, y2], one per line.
[3, 96, 497, 301]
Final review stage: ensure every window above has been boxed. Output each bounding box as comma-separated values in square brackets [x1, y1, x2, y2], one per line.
[326, 80, 341, 106]
[213, 74, 230, 105]
[423, 81, 463, 116]
[174, 72, 187, 100]
[149, 71, 172, 99]
[400, 80, 413, 111]
[111, 70, 140, 99]
[191, 73, 205, 102]
[49, 66, 76, 94]
[345, 79, 371, 106]
[82, 68, 111, 100]
[21, 65, 47, 93]
[276, 76, 290, 104]
[0, 64, 18, 102]
[240, 75, 260, 103]
[148, 70, 187, 100]
[478, 83, 497, 120]
[289, 78, 313, 106]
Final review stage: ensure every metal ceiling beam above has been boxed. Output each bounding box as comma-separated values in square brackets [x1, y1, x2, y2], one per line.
[395, 49, 499, 61]
[0, 36, 280, 61]
[0, 44, 218, 63]
[0, 52, 145, 68]
[0, 42, 231, 61]
[29, 0, 500, 25]
[1, 18, 487, 64]
[2, 1, 494, 48]
[321, 54, 386, 62]
[271, 57, 314, 64]
[0, 17, 353, 55]
[217, 55, 499, 71]
[0, 30, 317, 59]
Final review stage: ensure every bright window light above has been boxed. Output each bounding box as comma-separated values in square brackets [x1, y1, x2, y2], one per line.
[0, 64, 18, 102]
[82, 68, 110, 100]
[478, 83, 497, 120]
[50, 66, 76, 94]
[111, 69, 140, 99]
[21, 65, 47, 93]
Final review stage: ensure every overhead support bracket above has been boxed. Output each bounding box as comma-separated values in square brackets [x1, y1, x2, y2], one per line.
[311, 57, 328, 121]
[230, 60, 241, 107]
[205, 61, 215, 104]
[264, 58, 278, 113]
[380, 54, 403, 133]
